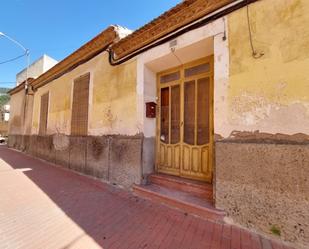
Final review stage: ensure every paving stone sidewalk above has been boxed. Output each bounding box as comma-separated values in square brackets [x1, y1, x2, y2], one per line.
[0, 146, 294, 249]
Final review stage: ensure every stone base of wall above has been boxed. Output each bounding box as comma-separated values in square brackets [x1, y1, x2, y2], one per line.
[215, 141, 309, 248]
[8, 134, 154, 188]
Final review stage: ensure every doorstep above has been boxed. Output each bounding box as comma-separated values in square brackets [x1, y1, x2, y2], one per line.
[133, 173, 225, 222]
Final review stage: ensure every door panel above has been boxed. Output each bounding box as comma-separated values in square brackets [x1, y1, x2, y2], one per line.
[160, 87, 169, 144]
[197, 78, 210, 145]
[201, 147, 209, 173]
[159, 144, 165, 166]
[157, 57, 213, 182]
[174, 145, 181, 169]
[184, 80, 195, 145]
[192, 148, 199, 172]
[182, 145, 191, 171]
[167, 146, 172, 168]
[181, 76, 212, 181]
[171, 85, 180, 144]
[157, 70, 181, 176]
[158, 144, 180, 175]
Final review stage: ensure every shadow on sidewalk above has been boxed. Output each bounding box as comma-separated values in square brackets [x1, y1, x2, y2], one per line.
[0, 146, 295, 249]
[0, 146, 159, 248]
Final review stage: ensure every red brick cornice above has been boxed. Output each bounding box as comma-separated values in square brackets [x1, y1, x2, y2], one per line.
[8, 78, 35, 95]
[9, 26, 119, 95]
[9, 0, 241, 95]
[111, 0, 236, 60]
[8, 82, 25, 95]
[31, 26, 119, 90]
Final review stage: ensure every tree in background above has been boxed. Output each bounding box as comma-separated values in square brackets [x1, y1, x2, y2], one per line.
[0, 94, 10, 107]
[0, 88, 11, 123]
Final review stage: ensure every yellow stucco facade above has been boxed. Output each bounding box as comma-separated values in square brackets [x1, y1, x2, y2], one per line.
[32, 52, 138, 136]
[11, 0, 309, 139]
[7, 1, 309, 248]
[227, 0, 309, 136]
[9, 90, 25, 135]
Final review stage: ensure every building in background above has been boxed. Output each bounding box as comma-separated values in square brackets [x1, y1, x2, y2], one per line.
[1, 104, 10, 122]
[0, 105, 9, 136]
[0, 88, 11, 136]
[7, 54, 57, 135]
[7, 1, 309, 248]
[16, 54, 58, 85]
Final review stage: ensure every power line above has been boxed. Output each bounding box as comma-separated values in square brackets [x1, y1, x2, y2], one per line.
[0, 52, 26, 65]
[0, 82, 16, 88]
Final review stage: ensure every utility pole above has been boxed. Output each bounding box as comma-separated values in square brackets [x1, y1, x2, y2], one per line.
[0, 32, 30, 89]
[0, 32, 30, 130]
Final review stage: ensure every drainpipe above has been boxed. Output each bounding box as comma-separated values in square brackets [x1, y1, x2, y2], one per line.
[109, 0, 259, 66]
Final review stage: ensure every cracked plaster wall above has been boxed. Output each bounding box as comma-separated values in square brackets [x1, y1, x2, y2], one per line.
[31, 52, 139, 136]
[216, 0, 309, 138]
[215, 1, 309, 248]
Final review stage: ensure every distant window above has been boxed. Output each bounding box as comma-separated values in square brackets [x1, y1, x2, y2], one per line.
[160, 71, 180, 83]
[184, 63, 210, 78]
[4, 113, 9, 122]
[71, 73, 90, 136]
[39, 92, 49, 135]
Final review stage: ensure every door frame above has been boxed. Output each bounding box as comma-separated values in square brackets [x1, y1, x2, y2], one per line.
[155, 55, 214, 182]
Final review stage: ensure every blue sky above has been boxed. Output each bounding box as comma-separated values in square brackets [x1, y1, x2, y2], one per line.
[0, 0, 180, 88]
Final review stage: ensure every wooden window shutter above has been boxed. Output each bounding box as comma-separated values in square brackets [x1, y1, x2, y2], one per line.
[71, 73, 90, 136]
[39, 93, 49, 135]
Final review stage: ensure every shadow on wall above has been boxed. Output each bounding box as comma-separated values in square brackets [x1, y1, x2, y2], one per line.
[0, 146, 149, 248]
[7, 134, 143, 188]
[0, 144, 298, 249]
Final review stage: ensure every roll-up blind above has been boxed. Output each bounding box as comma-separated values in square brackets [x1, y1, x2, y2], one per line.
[71, 73, 90, 136]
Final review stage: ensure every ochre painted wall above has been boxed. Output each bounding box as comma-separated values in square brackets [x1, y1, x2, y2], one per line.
[0, 122, 8, 136]
[214, 2, 309, 247]
[32, 52, 138, 136]
[9, 90, 25, 135]
[223, 0, 309, 137]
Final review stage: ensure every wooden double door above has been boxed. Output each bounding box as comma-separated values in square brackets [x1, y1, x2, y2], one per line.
[156, 57, 213, 182]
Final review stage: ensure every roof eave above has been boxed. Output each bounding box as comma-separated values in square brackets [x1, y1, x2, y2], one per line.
[30, 25, 121, 91]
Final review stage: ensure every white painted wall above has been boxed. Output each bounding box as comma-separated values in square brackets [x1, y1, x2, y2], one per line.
[136, 18, 229, 138]
[16, 54, 58, 85]
[4, 112, 10, 122]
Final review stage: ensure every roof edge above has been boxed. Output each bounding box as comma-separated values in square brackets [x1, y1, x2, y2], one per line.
[111, 0, 237, 60]
[30, 25, 122, 90]
[8, 83, 25, 95]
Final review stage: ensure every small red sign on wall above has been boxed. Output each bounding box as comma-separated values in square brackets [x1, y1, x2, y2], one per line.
[146, 102, 157, 118]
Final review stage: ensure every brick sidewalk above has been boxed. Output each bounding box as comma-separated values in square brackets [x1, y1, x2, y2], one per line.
[0, 146, 294, 249]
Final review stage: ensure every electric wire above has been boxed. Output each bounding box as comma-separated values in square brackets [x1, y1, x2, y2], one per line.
[0, 52, 27, 65]
[109, 0, 260, 65]
[171, 48, 183, 66]
[0, 83, 15, 85]
[246, 1, 264, 59]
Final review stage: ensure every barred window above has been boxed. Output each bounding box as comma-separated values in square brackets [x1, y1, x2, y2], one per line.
[39, 92, 49, 135]
[71, 73, 90, 136]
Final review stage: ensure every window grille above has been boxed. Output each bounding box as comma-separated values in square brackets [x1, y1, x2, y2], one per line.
[71, 73, 90, 136]
[39, 92, 49, 135]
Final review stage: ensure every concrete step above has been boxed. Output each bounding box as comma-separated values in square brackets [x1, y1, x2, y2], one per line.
[148, 173, 213, 201]
[133, 183, 225, 222]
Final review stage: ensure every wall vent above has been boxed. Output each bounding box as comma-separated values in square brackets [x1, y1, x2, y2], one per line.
[169, 39, 177, 49]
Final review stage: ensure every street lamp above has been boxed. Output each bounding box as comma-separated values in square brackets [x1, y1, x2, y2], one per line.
[0, 32, 30, 90]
